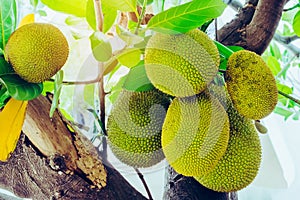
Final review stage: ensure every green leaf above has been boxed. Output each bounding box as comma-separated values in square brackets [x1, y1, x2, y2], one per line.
[102, 0, 137, 12]
[86, 0, 96, 30]
[50, 70, 63, 118]
[30, 0, 39, 8]
[116, 25, 144, 45]
[123, 62, 154, 92]
[267, 56, 281, 76]
[65, 16, 85, 26]
[0, 0, 17, 52]
[147, 0, 226, 34]
[0, 87, 10, 109]
[138, 0, 153, 6]
[42, 81, 54, 96]
[90, 31, 112, 62]
[102, 2, 118, 33]
[116, 48, 141, 68]
[270, 42, 281, 60]
[227, 46, 244, 52]
[108, 74, 127, 104]
[0, 74, 43, 101]
[103, 57, 119, 75]
[293, 10, 300, 37]
[277, 83, 293, 95]
[41, 0, 86, 17]
[0, 57, 14, 75]
[84, 84, 95, 107]
[274, 106, 293, 120]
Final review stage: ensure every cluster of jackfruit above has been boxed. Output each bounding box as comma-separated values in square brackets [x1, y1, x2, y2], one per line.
[5, 23, 69, 83]
[107, 29, 278, 192]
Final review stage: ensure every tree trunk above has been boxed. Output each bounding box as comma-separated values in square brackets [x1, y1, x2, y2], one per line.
[0, 95, 147, 200]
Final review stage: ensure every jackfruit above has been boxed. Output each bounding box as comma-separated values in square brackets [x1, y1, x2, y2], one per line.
[107, 89, 170, 168]
[254, 120, 268, 134]
[161, 92, 230, 176]
[5, 23, 69, 83]
[144, 29, 220, 97]
[195, 84, 262, 192]
[225, 50, 278, 120]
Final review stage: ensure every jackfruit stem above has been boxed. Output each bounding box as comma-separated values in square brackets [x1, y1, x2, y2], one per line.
[134, 168, 154, 200]
[278, 90, 300, 106]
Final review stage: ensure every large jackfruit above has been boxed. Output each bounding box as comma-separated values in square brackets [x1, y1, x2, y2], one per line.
[144, 29, 220, 97]
[161, 92, 230, 176]
[107, 89, 170, 168]
[195, 84, 262, 192]
[5, 23, 69, 83]
[225, 50, 278, 120]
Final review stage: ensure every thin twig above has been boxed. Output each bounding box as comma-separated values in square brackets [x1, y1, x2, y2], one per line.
[93, 0, 104, 32]
[134, 168, 153, 200]
[278, 90, 300, 105]
[94, 0, 107, 160]
[135, 0, 147, 34]
[48, 75, 102, 85]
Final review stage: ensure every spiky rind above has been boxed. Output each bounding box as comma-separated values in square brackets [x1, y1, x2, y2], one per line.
[145, 29, 219, 97]
[225, 50, 278, 119]
[5, 23, 69, 83]
[107, 89, 170, 168]
[161, 92, 230, 176]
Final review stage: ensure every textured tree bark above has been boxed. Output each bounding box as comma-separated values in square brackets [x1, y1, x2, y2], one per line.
[218, 0, 287, 54]
[0, 95, 147, 200]
[164, 167, 237, 200]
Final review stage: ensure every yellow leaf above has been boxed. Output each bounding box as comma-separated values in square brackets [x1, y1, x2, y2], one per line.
[0, 98, 28, 162]
[18, 13, 35, 27]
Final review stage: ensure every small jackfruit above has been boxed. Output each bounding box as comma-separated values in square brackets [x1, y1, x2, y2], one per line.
[161, 92, 230, 176]
[195, 84, 262, 192]
[145, 29, 220, 97]
[107, 89, 170, 168]
[5, 23, 69, 83]
[225, 50, 278, 120]
[254, 120, 268, 134]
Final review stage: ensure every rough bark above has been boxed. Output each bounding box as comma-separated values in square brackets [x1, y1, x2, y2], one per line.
[164, 167, 237, 200]
[0, 95, 147, 200]
[218, 0, 287, 54]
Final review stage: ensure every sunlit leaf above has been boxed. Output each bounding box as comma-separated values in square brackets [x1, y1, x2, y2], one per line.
[0, 74, 43, 101]
[138, 0, 153, 6]
[102, 0, 137, 12]
[102, 2, 118, 33]
[116, 48, 141, 68]
[18, 13, 35, 27]
[123, 62, 154, 92]
[274, 106, 293, 120]
[30, 0, 39, 8]
[293, 10, 300, 36]
[103, 57, 119, 75]
[277, 83, 293, 95]
[41, 0, 86, 17]
[65, 16, 85, 26]
[108, 75, 127, 104]
[267, 56, 281, 76]
[116, 25, 144, 45]
[147, 0, 226, 34]
[0, 0, 17, 53]
[0, 98, 27, 161]
[84, 83, 95, 107]
[50, 70, 63, 118]
[90, 31, 112, 62]
[42, 81, 54, 96]
[87, 0, 118, 32]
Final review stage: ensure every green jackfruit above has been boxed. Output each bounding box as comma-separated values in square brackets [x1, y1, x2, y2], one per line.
[145, 29, 220, 97]
[225, 50, 278, 120]
[107, 89, 170, 168]
[5, 23, 69, 83]
[195, 84, 262, 192]
[161, 92, 230, 176]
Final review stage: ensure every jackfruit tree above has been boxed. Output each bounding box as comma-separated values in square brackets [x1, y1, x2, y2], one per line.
[0, 0, 299, 200]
